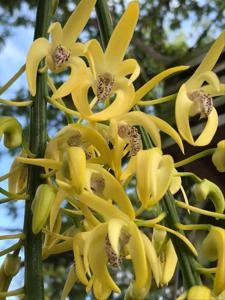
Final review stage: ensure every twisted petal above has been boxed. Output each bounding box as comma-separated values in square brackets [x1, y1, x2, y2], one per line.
[108, 218, 126, 255]
[176, 84, 218, 146]
[62, 0, 97, 47]
[105, 1, 139, 69]
[26, 38, 50, 96]
[117, 59, 140, 84]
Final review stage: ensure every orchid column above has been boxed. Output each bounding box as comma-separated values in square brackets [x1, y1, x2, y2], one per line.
[23, 1, 51, 299]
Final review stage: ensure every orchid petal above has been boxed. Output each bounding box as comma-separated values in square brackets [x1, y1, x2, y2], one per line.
[88, 78, 135, 121]
[26, 38, 50, 96]
[105, 2, 139, 68]
[202, 226, 225, 295]
[48, 22, 63, 49]
[77, 191, 130, 222]
[63, 147, 86, 194]
[108, 218, 126, 255]
[194, 108, 218, 146]
[61, 265, 77, 300]
[175, 84, 195, 144]
[127, 221, 148, 289]
[117, 59, 140, 84]
[85, 39, 105, 77]
[73, 241, 88, 285]
[115, 111, 161, 148]
[135, 66, 189, 102]
[194, 71, 220, 92]
[148, 115, 184, 153]
[142, 233, 160, 286]
[88, 229, 120, 294]
[186, 30, 225, 89]
[50, 189, 65, 232]
[52, 61, 88, 99]
[87, 163, 135, 219]
[136, 149, 174, 207]
[62, 0, 97, 47]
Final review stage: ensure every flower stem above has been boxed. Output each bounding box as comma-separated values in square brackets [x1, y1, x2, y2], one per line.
[175, 148, 216, 168]
[0, 64, 25, 95]
[23, 1, 51, 299]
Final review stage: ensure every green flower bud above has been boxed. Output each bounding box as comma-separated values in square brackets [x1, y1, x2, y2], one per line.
[0, 116, 22, 148]
[32, 184, 56, 234]
[3, 254, 21, 277]
[192, 179, 224, 213]
[212, 140, 225, 172]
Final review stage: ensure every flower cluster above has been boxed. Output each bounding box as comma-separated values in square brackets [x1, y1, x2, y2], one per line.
[0, 1, 225, 299]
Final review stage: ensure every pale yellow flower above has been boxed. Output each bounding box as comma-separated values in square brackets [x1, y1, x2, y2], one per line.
[26, 0, 96, 96]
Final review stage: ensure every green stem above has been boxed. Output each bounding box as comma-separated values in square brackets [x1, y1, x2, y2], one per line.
[175, 148, 216, 168]
[0, 64, 25, 95]
[95, 0, 201, 290]
[23, 1, 51, 299]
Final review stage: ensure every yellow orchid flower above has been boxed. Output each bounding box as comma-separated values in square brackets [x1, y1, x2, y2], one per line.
[115, 111, 184, 153]
[8, 152, 27, 194]
[52, 1, 140, 121]
[175, 30, 225, 146]
[31, 184, 57, 234]
[85, 163, 135, 219]
[152, 229, 177, 285]
[212, 140, 225, 172]
[73, 219, 150, 300]
[202, 226, 225, 295]
[136, 148, 174, 209]
[0, 116, 22, 149]
[26, 0, 96, 96]
[45, 123, 111, 166]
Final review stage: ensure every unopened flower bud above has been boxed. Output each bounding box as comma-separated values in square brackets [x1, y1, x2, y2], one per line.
[32, 184, 56, 234]
[212, 140, 225, 172]
[187, 286, 211, 300]
[192, 179, 224, 213]
[0, 116, 22, 148]
[3, 254, 21, 277]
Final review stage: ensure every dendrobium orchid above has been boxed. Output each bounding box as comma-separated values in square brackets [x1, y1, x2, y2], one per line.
[175, 30, 225, 146]
[52, 1, 140, 121]
[26, 0, 96, 96]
